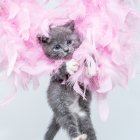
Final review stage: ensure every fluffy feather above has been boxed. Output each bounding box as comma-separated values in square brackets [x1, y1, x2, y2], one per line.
[0, 0, 140, 119]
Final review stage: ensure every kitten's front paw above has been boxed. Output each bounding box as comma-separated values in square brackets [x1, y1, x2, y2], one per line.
[66, 59, 79, 75]
[72, 134, 87, 140]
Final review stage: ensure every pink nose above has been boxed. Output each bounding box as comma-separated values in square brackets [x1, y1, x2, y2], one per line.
[64, 47, 69, 52]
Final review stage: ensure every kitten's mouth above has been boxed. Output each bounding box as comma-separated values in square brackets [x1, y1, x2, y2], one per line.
[48, 53, 72, 60]
[64, 53, 73, 60]
[65, 55, 72, 60]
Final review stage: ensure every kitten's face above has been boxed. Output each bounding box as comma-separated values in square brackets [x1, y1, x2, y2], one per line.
[37, 21, 81, 59]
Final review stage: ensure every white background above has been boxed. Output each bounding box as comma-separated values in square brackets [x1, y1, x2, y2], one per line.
[0, 0, 140, 140]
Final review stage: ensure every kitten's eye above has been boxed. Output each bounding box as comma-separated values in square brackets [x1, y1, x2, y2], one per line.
[67, 40, 72, 45]
[54, 44, 61, 50]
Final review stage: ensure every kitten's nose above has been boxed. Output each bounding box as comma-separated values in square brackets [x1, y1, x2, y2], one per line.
[64, 47, 69, 52]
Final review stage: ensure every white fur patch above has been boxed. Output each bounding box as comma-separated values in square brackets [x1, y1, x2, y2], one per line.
[66, 59, 79, 75]
[69, 98, 86, 118]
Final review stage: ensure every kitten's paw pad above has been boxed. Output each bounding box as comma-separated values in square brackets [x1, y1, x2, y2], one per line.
[73, 134, 87, 140]
[66, 59, 79, 75]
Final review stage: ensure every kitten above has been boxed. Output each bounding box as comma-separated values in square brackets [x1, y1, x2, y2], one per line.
[37, 21, 96, 140]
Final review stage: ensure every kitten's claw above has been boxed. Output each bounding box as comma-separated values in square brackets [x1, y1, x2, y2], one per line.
[66, 59, 79, 75]
[72, 134, 87, 140]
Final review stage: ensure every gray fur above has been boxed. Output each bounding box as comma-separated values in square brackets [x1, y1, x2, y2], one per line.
[37, 21, 80, 60]
[37, 21, 96, 140]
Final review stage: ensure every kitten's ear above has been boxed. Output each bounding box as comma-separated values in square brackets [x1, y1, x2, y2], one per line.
[37, 34, 51, 44]
[64, 20, 75, 31]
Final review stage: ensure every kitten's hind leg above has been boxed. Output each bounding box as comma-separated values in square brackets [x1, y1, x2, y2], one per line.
[56, 104, 81, 139]
[78, 116, 97, 140]
[44, 116, 60, 140]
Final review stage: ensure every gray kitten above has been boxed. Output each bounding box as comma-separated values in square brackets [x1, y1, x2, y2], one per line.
[37, 21, 96, 140]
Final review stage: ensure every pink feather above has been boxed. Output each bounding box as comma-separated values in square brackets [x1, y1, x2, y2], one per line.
[0, 0, 140, 119]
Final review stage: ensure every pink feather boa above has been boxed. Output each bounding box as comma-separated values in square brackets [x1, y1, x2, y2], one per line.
[0, 0, 140, 120]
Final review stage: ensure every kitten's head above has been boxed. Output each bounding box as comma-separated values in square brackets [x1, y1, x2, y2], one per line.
[37, 21, 81, 59]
